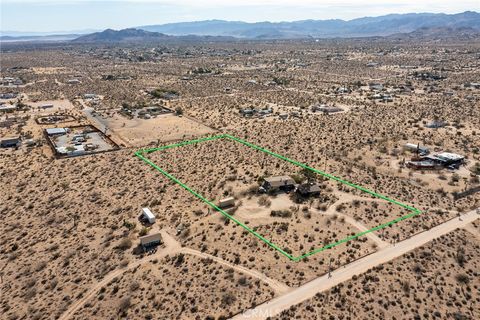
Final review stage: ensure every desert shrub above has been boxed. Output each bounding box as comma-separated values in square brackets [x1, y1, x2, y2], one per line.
[221, 292, 237, 306]
[123, 220, 136, 230]
[238, 276, 248, 286]
[455, 247, 466, 267]
[139, 227, 149, 236]
[118, 296, 131, 314]
[174, 253, 185, 267]
[116, 238, 132, 251]
[455, 273, 469, 285]
[270, 210, 292, 218]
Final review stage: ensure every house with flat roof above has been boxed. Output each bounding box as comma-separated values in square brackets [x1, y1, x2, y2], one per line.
[426, 120, 446, 128]
[46, 128, 68, 136]
[0, 136, 21, 148]
[139, 233, 162, 252]
[296, 183, 321, 197]
[425, 152, 465, 168]
[0, 93, 18, 99]
[260, 175, 296, 193]
[0, 104, 16, 113]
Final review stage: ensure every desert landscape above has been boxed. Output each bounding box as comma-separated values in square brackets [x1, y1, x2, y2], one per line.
[1, 8, 479, 320]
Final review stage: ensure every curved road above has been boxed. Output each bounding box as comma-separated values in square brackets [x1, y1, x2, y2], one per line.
[58, 230, 288, 320]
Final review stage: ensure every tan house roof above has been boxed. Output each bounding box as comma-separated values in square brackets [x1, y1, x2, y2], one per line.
[140, 233, 162, 246]
[264, 175, 296, 188]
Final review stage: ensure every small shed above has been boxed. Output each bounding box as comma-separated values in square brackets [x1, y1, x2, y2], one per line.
[0, 136, 20, 148]
[240, 108, 255, 117]
[425, 120, 446, 128]
[404, 143, 429, 155]
[139, 233, 162, 251]
[84, 93, 97, 99]
[141, 208, 156, 224]
[218, 197, 235, 209]
[0, 104, 16, 113]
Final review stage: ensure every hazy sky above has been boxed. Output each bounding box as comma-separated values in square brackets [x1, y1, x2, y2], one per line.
[1, 0, 479, 32]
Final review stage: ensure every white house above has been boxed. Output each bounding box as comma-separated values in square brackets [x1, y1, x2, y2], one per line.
[46, 128, 67, 136]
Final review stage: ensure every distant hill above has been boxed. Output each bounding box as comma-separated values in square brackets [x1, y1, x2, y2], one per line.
[71, 28, 236, 43]
[390, 26, 480, 40]
[71, 28, 171, 43]
[138, 11, 480, 39]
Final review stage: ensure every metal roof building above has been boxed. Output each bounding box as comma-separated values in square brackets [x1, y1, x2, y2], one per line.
[45, 128, 67, 136]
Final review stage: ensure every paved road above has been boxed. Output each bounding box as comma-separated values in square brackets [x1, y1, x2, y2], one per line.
[232, 209, 479, 320]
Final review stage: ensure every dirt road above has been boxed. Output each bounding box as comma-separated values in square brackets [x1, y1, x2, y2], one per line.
[58, 230, 180, 320]
[182, 247, 290, 294]
[58, 229, 289, 320]
[232, 209, 479, 320]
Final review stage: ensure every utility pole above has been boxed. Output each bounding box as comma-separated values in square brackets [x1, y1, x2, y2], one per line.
[328, 255, 332, 278]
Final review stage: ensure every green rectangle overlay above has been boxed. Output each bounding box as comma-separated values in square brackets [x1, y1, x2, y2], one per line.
[135, 134, 422, 261]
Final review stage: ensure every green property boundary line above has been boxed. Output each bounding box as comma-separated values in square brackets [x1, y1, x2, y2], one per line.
[135, 134, 422, 262]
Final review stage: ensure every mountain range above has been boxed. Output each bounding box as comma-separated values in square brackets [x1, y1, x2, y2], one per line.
[2, 11, 479, 42]
[138, 11, 480, 39]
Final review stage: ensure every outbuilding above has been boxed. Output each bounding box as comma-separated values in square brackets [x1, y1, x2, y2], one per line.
[141, 207, 156, 224]
[0, 136, 21, 148]
[406, 160, 440, 170]
[240, 108, 255, 117]
[46, 128, 67, 136]
[218, 197, 235, 209]
[296, 183, 321, 197]
[139, 233, 162, 251]
[84, 94, 97, 99]
[404, 143, 429, 155]
[0, 104, 16, 113]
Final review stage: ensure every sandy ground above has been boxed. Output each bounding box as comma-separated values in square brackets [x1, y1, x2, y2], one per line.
[234, 209, 479, 320]
[1, 40, 479, 320]
[85, 111, 216, 147]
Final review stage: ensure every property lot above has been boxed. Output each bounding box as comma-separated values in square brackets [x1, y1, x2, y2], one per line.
[46, 125, 119, 158]
[137, 135, 421, 261]
[85, 110, 216, 147]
